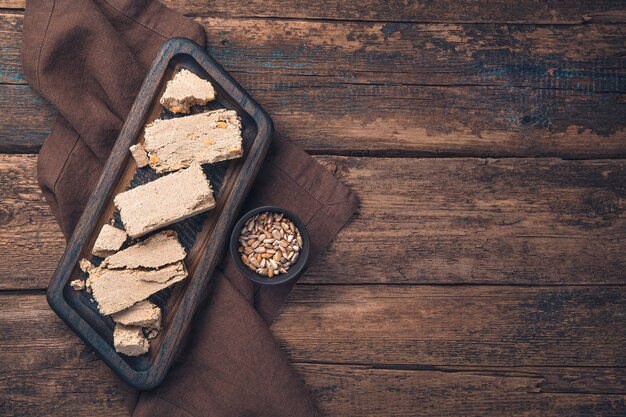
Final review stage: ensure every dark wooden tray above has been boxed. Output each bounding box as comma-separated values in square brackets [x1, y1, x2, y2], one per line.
[46, 38, 272, 390]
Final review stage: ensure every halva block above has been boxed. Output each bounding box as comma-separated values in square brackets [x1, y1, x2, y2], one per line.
[114, 164, 215, 238]
[144, 109, 243, 174]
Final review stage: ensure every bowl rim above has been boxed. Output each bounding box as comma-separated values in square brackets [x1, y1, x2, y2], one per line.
[229, 205, 310, 286]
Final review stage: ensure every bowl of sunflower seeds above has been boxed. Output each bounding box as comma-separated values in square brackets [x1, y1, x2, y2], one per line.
[229, 206, 310, 285]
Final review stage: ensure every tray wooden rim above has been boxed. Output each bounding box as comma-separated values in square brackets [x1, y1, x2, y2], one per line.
[46, 38, 273, 389]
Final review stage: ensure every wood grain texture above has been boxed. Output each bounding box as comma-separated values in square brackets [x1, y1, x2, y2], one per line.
[2, 0, 626, 24]
[0, 84, 56, 153]
[1, 13, 624, 156]
[310, 156, 626, 285]
[300, 364, 626, 416]
[0, 12, 23, 83]
[0, 154, 64, 289]
[273, 285, 626, 367]
[1, 155, 624, 289]
[0, 293, 128, 417]
[0, 293, 624, 416]
[5, 13, 625, 88]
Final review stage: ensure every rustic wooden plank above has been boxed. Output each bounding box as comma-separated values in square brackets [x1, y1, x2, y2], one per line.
[0, 84, 56, 153]
[5, 81, 624, 157]
[2, 0, 625, 24]
[273, 285, 626, 367]
[0, 292, 624, 416]
[298, 364, 626, 416]
[1, 155, 624, 289]
[0, 295, 128, 416]
[310, 156, 626, 285]
[5, 13, 625, 88]
[1, 286, 624, 368]
[335, 364, 626, 395]
[200, 18, 626, 89]
[2, 364, 625, 417]
[3, 277, 624, 371]
[1, 13, 624, 156]
[0, 0, 22, 9]
[0, 361, 128, 416]
[0, 11, 22, 83]
[0, 155, 63, 289]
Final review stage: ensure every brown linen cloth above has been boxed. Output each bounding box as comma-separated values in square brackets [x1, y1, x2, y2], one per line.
[22, 1, 357, 416]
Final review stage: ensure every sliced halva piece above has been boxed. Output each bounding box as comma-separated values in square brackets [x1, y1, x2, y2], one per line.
[112, 300, 162, 330]
[114, 164, 215, 238]
[92, 224, 127, 257]
[159, 68, 216, 113]
[104, 230, 185, 269]
[89, 262, 187, 315]
[129, 143, 149, 168]
[144, 109, 243, 174]
[114, 324, 149, 356]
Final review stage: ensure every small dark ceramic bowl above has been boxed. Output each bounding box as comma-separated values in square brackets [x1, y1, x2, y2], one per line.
[229, 206, 310, 285]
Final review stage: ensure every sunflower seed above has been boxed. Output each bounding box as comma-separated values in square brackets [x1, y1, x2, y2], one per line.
[238, 211, 304, 278]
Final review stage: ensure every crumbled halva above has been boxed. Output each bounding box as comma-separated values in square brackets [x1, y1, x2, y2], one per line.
[129, 143, 150, 168]
[79, 258, 95, 273]
[159, 68, 215, 113]
[70, 279, 85, 291]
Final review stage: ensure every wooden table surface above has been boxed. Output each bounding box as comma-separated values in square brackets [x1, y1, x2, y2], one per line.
[1, 1, 625, 416]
